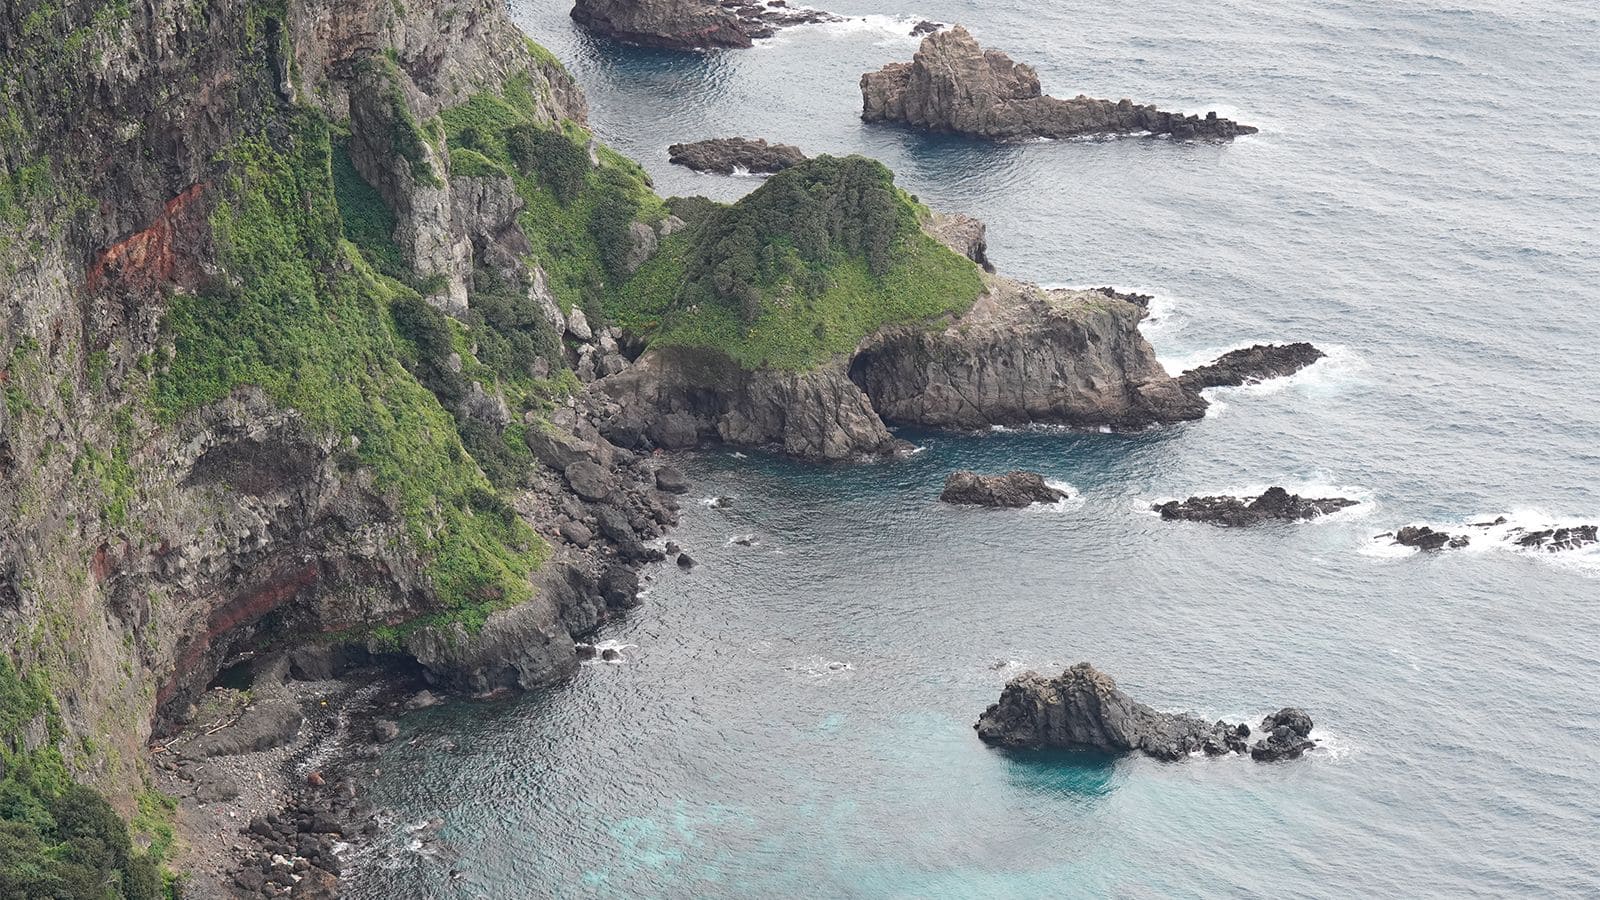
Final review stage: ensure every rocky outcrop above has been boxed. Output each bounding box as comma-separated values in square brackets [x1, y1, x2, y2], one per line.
[570, 0, 838, 50]
[1251, 708, 1317, 761]
[861, 27, 1256, 141]
[940, 471, 1067, 507]
[595, 346, 901, 460]
[1392, 524, 1471, 551]
[1154, 487, 1358, 525]
[923, 211, 993, 271]
[1380, 518, 1597, 554]
[1178, 343, 1326, 392]
[976, 663, 1311, 762]
[850, 278, 1207, 431]
[668, 137, 808, 174]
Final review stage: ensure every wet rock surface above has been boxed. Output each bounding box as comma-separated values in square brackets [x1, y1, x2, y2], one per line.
[976, 663, 1313, 763]
[1178, 342, 1327, 392]
[1378, 517, 1597, 554]
[1155, 486, 1359, 526]
[668, 137, 808, 174]
[940, 471, 1067, 508]
[862, 27, 1257, 141]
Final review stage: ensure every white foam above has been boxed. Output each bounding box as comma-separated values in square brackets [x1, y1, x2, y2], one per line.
[758, 13, 924, 48]
[784, 655, 856, 677]
[1022, 482, 1086, 515]
[730, 451, 748, 459]
[1307, 727, 1358, 762]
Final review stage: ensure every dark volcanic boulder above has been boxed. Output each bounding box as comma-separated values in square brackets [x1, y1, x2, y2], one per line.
[668, 137, 807, 174]
[1250, 712, 1316, 762]
[1260, 707, 1313, 737]
[976, 663, 1305, 763]
[1178, 343, 1326, 392]
[1512, 524, 1598, 552]
[940, 471, 1067, 508]
[861, 27, 1256, 141]
[1155, 486, 1358, 526]
[1393, 524, 1467, 550]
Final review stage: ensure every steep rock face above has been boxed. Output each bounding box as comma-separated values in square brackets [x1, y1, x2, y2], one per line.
[668, 137, 808, 174]
[596, 346, 899, 460]
[0, 0, 634, 811]
[861, 27, 1256, 141]
[850, 279, 1207, 430]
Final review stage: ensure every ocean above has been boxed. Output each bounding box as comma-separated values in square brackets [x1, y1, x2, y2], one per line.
[347, 0, 1600, 895]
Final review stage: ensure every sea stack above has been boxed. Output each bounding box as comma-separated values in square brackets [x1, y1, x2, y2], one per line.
[939, 471, 1068, 507]
[975, 663, 1314, 762]
[861, 27, 1257, 141]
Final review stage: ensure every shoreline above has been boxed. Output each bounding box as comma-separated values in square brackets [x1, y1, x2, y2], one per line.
[151, 661, 425, 898]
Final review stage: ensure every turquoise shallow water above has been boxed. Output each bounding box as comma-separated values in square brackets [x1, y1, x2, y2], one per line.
[349, 0, 1600, 895]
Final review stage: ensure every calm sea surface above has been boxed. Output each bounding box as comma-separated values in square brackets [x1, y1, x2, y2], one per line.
[350, 0, 1600, 895]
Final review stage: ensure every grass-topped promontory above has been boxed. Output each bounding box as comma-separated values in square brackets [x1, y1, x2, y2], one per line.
[609, 155, 985, 370]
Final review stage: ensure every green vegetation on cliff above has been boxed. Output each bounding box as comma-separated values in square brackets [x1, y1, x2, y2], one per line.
[0, 659, 169, 899]
[153, 110, 544, 630]
[610, 155, 984, 370]
[438, 78, 665, 325]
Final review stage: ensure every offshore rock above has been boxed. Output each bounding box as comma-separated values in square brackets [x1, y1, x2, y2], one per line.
[1154, 487, 1358, 526]
[862, 27, 1257, 141]
[1251, 709, 1316, 761]
[1178, 343, 1326, 392]
[1392, 524, 1469, 551]
[940, 471, 1067, 508]
[668, 137, 808, 174]
[570, 0, 839, 50]
[1382, 518, 1596, 553]
[975, 663, 1302, 762]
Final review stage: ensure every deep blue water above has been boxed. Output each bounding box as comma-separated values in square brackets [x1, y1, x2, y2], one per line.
[350, 1, 1600, 895]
